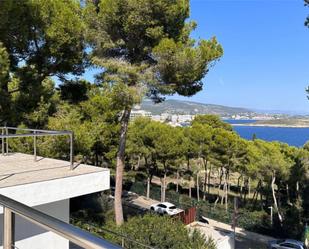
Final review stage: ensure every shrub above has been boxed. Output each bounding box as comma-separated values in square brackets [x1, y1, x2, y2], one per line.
[105, 214, 217, 249]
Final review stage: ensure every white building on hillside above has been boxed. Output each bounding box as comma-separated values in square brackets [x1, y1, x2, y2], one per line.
[130, 110, 152, 120]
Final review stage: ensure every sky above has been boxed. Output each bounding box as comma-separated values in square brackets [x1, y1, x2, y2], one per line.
[171, 0, 309, 113]
[84, 0, 309, 113]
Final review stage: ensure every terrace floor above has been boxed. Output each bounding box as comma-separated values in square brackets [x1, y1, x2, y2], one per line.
[0, 153, 107, 189]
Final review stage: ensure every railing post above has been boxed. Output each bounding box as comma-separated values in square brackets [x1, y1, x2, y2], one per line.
[70, 132, 74, 170]
[3, 207, 15, 249]
[1, 128, 4, 156]
[33, 130, 37, 162]
[5, 127, 8, 155]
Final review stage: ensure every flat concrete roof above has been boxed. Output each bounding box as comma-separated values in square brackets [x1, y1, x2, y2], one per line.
[0, 153, 108, 188]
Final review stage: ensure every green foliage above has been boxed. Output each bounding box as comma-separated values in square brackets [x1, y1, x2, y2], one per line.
[127, 117, 154, 162]
[192, 115, 232, 131]
[0, 42, 11, 123]
[126, 116, 309, 238]
[58, 79, 91, 104]
[0, 0, 85, 74]
[249, 140, 292, 180]
[105, 214, 216, 249]
[0, 0, 86, 126]
[38, 86, 122, 165]
[86, 0, 223, 104]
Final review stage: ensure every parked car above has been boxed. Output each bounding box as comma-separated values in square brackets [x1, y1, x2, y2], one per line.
[150, 202, 183, 216]
[268, 239, 307, 249]
[109, 187, 130, 199]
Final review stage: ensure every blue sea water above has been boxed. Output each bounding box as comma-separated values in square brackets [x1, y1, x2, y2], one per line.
[225, 120, 309, 147]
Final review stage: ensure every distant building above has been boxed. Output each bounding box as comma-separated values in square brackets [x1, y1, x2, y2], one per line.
[130, 110, 152, 120]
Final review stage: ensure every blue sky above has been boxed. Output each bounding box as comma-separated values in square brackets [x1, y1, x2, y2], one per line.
[172, 0, 309, 113]
[84, 0, 309, 113]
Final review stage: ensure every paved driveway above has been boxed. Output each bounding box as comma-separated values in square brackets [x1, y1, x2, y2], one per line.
[236, 236, 267, 249]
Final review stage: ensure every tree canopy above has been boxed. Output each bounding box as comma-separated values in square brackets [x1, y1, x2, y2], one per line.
[84, 0, 223, 225]
[0, 0, 85, 126]
[106, 214, 216, 249]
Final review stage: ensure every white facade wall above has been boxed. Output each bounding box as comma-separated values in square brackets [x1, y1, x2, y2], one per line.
[216, 235, 235, 249]
[0, 168, 110, 249]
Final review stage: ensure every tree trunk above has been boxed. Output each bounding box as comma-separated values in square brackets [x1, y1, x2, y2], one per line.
[214, 167, 223, 207]
[218, 166, 223, 187]
[207, 163, 212, 194]
[176, 170, 179, 193]
[248, 177, 251, 199]
[296, 181, 300, 199]
[225, 170, 229, 211]
[225, 179, 228, 212]
[226, 170, 230, 201]
[203, 159, 208, 200]
[214, 182, 221, 208]
[286, 184, 291, 205]
[95, 152, 98, 166]
[252, 180, 261, 206]
[271, 172, 283, 223]
[135, 155, 141, 170]
[197, 172, 200, 202]
[160, 177, 164, 202]
[237, 175, 242, 195]
[189, 176, 192, 198]
[240, 176, 244, 200]
[221, 168, 226, 205]
[114, 108, 131, 226]
[243, 178, 248, 203]
[163, 171, 167, 202]
[146, 176, 151, 199]
[260, 181, 264, 210]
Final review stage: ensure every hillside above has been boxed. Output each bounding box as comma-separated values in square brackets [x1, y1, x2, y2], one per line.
[234, 118, 309, 127]
[135, 99, 255, 116]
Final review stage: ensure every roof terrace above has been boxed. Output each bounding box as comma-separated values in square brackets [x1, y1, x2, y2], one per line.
[0, 126, 110, 207]
[0, 127, 114, 249]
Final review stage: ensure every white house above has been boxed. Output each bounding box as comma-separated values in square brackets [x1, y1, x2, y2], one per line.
[0, 127, 112, 249]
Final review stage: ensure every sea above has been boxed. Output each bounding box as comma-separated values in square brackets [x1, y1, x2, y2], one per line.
[225, 120, 309, 147]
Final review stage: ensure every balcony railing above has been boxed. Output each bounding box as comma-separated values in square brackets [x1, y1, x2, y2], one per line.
[0, 194, 122, 249]
[0, 126, 74, 170]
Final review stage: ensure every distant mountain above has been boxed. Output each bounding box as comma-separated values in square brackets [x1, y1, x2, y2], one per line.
[134, 99, 255, 116]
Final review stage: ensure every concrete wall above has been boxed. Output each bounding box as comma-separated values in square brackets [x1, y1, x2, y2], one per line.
[0, 199, 70, 249]
[0, 170, 109, 208]
[216, 235, 235, 249]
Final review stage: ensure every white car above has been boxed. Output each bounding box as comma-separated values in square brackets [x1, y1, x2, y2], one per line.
[268, 239, 307, 249]
[150, 202, 183, 216]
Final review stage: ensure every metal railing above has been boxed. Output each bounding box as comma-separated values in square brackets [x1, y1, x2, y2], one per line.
[0, 127, 74, 170]
[0, 194, 122, 249]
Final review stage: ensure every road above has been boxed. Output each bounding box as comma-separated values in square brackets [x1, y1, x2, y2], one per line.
[235, 236, 267, 249]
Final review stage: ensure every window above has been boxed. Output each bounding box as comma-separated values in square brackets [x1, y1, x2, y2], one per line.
[280, 243, 300, 249]
[169, 206, 176, 209]
[157, 204, 166, 208]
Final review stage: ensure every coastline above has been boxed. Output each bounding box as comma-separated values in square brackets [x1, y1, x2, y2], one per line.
[232, 123, 309, 128]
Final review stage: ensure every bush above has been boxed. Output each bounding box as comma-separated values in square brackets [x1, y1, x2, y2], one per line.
[105, 214, 217, 249]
